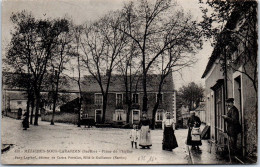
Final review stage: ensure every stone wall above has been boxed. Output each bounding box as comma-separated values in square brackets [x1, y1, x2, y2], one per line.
[41, 112, 78, 124]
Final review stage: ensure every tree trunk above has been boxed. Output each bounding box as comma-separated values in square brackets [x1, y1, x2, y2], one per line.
[77, 99, 82, 127]
[50, 95, 57, 125]
[102, 95, 107, 124]
[26, 97, 30, 128]
[51, 75, 60, 125]
[151, 101, 160, 130]
[30, 97, 34, 124]
[142, 72, 148, 113]
[34, 92, 40, 126]
[127, 105, 131, 124]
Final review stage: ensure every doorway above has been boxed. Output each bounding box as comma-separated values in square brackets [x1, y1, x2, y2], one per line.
[95, 109, 102, 124]
[132, 110, 140, 125]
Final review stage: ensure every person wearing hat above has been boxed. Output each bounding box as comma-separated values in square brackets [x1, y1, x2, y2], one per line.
[139, 112, 152, 149]
[186, 111, 202, 149]
[222, 98, 241, 155]
[162, 112, 178, 151]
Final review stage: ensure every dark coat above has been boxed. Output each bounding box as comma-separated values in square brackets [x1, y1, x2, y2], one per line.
[186, 115, 202, 146]
[224, 106, 241, 137]
[139, 118, 150, 127]
[22, 112, 29, 128]
[188, 115, 201, 128]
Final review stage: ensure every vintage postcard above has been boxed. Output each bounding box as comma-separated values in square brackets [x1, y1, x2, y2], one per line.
[1, 0, 258, 165]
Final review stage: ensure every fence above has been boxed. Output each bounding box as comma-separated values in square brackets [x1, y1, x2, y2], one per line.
[4, 110, 20, 119]
[41, 112, 78, 124]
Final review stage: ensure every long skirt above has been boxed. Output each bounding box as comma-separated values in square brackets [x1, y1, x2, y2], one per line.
[139, 125, 152, 147]
[186, 127, 202, 146]
[163, 127, 178, 150]
[22, 118, 29, 128]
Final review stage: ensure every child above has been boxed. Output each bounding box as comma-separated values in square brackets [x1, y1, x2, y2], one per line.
[130, 125, 139, 149]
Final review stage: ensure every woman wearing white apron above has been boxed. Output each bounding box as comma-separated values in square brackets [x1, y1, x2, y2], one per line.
[139, 113, 152, 149]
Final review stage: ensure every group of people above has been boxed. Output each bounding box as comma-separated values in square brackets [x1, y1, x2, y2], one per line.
[130, 111, 202, 151]
[130, 113, 153, 149]
[130, 99, 241, 154]
[130, 112, 179, 151]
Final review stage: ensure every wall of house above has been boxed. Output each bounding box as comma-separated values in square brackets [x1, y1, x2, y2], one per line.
[82, 91, 175, 126]
[205, 62, 223, 140]
[10, 100, 27, 111]
[240, 65, 257, 156]
[205, 60, 257, 156]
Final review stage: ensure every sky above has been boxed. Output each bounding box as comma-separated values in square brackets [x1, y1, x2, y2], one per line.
[2, 0, 213, 90]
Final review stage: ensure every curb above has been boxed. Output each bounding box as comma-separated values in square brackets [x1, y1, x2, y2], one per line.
[1, 144, 11, 154]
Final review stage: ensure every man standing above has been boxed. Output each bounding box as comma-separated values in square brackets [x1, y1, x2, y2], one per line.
[222, 98, 242, 155]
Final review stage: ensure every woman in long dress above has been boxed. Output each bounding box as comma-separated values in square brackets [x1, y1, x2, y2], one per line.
[162, 112, 178, 151]
[22, 111, 29, 130]
[139, 113, 152, 149]
[186, 111, 202, 149]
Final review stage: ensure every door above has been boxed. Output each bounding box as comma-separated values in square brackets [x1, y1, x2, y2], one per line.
[95, 109, 102, 124]
[214, 84, 225, 144]
[132, 110, 140, 124]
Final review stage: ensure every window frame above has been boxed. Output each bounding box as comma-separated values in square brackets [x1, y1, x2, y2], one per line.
[155, 109, 164, 121]
[95, 93, 103, 105]
[115, 109, 125, 121]
[156, 92, 164, 103]
[116, 93, 123, 106]
[132, 93, 139, 104]
[132, 109, 140, 123]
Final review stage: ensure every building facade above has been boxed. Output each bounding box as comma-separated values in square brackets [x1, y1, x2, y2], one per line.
[80, 74, 176, 127]
[202, 4, 257, 158]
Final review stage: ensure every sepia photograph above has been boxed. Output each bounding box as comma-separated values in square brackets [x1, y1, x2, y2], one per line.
[1, 0, 258, 165]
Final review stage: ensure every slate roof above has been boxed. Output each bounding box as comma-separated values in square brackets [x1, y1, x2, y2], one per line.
[80, 73, 174, 93]
[5, 91, 27, 100]
[2, 72, 175, 93]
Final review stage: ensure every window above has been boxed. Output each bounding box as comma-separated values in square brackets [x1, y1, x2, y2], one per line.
[95, 93, 103, 105]
[116, 93, 123, 106]
[17, 101, 22, 105]
[115, 110, 125, 121]
[156, 93, 163, 103]
[156, 109, 164, 121]
[132, 93, 139, 104]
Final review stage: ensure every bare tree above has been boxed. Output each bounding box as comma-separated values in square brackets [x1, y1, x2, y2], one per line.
[73, 25, 84, 127]
[150, 45, 199, 129]
[116, 41, 142, 124]
[5, 11, 38, 125]
[6, 11, 71, 125]
[49, 19, 72, 125]
[118, 0, 203, 114]
[81, 13, 128, 123]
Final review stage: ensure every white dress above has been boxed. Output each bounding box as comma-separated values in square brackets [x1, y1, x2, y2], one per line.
[130, 129, 139, 142]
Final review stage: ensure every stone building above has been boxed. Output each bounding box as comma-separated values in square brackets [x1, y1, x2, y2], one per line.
[80, 73, 176, 127]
